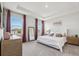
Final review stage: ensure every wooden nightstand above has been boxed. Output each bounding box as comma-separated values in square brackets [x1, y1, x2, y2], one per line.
[67, 36, 79, 45]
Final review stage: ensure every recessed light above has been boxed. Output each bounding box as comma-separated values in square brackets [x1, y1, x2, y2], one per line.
[45, 4, 48, 8]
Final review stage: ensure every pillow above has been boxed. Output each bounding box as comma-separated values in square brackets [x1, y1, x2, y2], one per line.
[4, 32, 10, 40]
[44, 34, 48, 35]
[56, 33, 63, 37]
[49, 33, 54, 36]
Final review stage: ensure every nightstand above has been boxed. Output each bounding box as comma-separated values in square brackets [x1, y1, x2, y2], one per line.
[67, 36, 79, 45]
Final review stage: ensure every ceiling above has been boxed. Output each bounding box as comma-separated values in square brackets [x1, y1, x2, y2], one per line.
[3, 2, 79, 20]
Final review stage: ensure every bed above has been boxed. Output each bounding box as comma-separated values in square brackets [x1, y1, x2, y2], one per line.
[37, 34, 67, 52]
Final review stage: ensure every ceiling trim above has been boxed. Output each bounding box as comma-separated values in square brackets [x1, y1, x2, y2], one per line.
[44, 9, 79, 20]
[16, 5, 43, 19]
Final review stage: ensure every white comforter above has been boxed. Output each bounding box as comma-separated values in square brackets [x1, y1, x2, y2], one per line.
[37, 35, 67, 52]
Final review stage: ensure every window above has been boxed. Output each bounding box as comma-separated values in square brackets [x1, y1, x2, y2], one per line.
[38, 20, 42, 36]
[11, 12, 23, 36]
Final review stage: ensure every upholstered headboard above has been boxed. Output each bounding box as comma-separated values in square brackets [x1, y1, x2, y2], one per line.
[50, 29, 67, 37]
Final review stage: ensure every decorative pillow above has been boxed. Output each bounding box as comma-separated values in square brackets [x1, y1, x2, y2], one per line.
[49, 33, 54, 36]
[44, 34, 48, 35]
[4, 32, 10, 40]
[56, 33, 63, 37]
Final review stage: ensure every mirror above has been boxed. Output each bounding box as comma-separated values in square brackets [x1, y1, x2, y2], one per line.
[28, 27, 35, 41]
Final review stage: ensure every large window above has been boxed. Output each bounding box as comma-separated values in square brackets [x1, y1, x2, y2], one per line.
[38, 20, 42, 36]
[11, 12, 22, 36]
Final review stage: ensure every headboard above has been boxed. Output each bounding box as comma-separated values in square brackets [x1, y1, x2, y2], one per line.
[50, 29, 67, 37]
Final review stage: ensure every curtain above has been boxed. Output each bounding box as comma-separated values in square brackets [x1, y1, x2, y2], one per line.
[35, 18, 38, 40]
[0, 14, 1, 28]
[0, 4, 2, 13]
[6, 10, 11, 32]
[22, 15, 26, 42]
[42, 20, 44, 35]
[0, 13, 1, 28]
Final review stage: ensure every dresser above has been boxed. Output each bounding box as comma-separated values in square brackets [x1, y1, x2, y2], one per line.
[1, 39, 22, 56]
[0, 28, 3, 56]
[67, 36, 79, 45]
[1, 34, 22, 56]
[0, 41, 1, 56]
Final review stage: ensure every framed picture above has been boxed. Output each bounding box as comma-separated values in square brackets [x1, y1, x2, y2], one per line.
[53, 21, 62, 25]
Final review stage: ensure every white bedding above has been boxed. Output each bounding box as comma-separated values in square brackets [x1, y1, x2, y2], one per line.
[37, 35, 67, 52]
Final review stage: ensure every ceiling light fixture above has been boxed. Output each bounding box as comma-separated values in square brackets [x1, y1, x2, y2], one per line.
[45, 4, 48, 8]
[45, 2, 48, 8]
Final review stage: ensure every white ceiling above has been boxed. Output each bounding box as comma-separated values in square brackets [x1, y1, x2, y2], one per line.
[3, 2, 79, 20]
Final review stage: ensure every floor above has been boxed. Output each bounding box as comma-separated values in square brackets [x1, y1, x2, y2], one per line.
[22, 41, 79, 56]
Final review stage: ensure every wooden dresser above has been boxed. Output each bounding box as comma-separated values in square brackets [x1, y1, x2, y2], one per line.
[0, 41, 1, 56]
[67, 36, 79, 45]
[1, 39, 22, 56]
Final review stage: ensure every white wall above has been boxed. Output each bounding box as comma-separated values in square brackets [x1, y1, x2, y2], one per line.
[0, 2, 3, 28]
[26, 15, 35, 28]
[26, 15, 42, 40]
[45, 12, 79, 36]
[26, 15, 35, 40]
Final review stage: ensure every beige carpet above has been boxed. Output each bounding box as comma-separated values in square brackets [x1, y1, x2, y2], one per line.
[22, 41, 79, 56]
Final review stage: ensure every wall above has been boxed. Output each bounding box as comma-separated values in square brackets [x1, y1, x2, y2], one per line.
[26, 15, 42, 40]
[0, 3, 3, 28]
[26, 15, 35, 40]
[45, 12, 79, 36]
